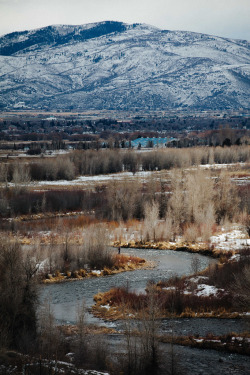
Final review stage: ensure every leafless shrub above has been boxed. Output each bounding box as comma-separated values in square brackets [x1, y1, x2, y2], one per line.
[232, 264, 250, 310]
[167, 169, 186, 237]
[239, 210, 250, 237]
[0, 238, 38, 350]
[106, 179, 141, 221]
[163, 216, 175, 242]
[38, 299, 60, 360]
[11, 163, 30, 194]
[0, 194, 8, 216]
[85, 224, 114, 269]
[214, 172, 240, 223]
[183, 224, 200, 243]
[121, 285, 162, 375]
[144, 200, 160, 241]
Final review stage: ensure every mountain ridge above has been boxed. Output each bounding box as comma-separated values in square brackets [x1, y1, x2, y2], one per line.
[0, 21, 249, 111]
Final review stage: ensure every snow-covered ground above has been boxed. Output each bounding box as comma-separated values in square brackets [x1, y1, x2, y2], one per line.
[5, 161, 249, 188]
[199, 162, 247, 170]
[5, 171, 155, 188]
[37, 171, 152, 185]
[196, 284, 223, 297]
[210, 228, 250, 251]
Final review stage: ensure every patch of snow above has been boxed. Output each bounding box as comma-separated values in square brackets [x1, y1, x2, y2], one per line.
[196, 284, 223, 297]
[91, 270, 102, 275]
[208, 339, 221, 343]
[210, 228, 250, 251]
[194, 338, 204, 343]
[198, 163, 247, 170]
[7, 171, 155, 188]
[183, 290, 192, 295]
[102, 304, 111, 310]
[38, 258, 50, 272]
[230, 254, 241, 261]
[189, 276, 208, 283]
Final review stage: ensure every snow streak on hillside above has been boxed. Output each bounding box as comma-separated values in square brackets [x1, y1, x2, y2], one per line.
[0, 21, 249, 111]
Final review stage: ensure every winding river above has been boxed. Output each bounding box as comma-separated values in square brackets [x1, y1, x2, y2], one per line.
[39, 248, 215, 324]
[39, 248, 249, 334]
[39, 248, 250, 374]
[40, 248, 236, 327]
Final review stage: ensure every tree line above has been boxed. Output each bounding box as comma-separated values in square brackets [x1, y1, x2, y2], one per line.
[0, 146, 249, 184]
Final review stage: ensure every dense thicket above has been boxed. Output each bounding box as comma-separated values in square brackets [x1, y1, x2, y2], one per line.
[0, 146, 249, 183]
[0, 240, 38, 351]
[0, 189, 105, 217]
[0, 169, 249, 241]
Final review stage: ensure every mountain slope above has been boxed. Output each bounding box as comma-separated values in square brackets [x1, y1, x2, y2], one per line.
[0, 21, 249, 111]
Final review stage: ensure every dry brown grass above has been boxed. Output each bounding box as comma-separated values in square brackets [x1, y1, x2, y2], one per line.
[114, 240, 218, 257]
[42, 253, 150, 283]
[59, 324, 117, 337]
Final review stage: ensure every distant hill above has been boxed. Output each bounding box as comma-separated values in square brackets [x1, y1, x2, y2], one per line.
[0, 21, 249, 111]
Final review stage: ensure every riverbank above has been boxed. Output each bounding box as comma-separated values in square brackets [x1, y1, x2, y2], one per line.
[113, 224, 250, 258]
[92, 289, 245, 321]
[160, 332, 250, 356]
[92, 248, 250, 321]
[42, 254, 154, 284]
[58, 324, 250, 356]
[113, 240, 218, 257]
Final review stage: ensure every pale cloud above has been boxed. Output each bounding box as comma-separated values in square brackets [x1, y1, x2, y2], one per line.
[0, 0, 249, 40]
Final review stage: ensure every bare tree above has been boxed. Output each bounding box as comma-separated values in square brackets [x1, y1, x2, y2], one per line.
[184, 169, 215, 225]
[144, 200, 160, 242]
[239, 210, 250, 237]
[214, 172, 239, 223]
[38, 298, 60, 360]
[45, 235, 57, 274]
[12, 163, 30, 193]
[106, 179, 140, 221]
[0, 238, 37, 350]
[139, 284, 161, 374]
[85, 224, 114, 269]
[121, 284, 162, 375]
[167, 170, 186, 238]
[22, 243, 42, 282]
[0, 163, 9, 188]
[0, 192, 8, 216]
[232, 264, 250, 310]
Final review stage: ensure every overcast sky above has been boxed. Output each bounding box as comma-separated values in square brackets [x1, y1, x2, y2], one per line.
[0, 0, 249, 40]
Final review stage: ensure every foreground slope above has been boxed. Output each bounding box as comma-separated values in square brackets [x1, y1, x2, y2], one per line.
[0, 21, 249, 111]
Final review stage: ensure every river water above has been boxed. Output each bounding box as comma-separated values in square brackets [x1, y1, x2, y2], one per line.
[39, 248, 248, 338]
[39, 248, 216, 325]
[39, 248, 247, 334]
[39, 248, 250, 374]
[40, 249, 246, 335]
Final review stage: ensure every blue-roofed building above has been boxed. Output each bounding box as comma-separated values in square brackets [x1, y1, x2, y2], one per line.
[131, 137, 177, 148]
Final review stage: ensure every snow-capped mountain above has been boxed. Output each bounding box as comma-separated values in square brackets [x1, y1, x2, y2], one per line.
[0, 21, 249, 111]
